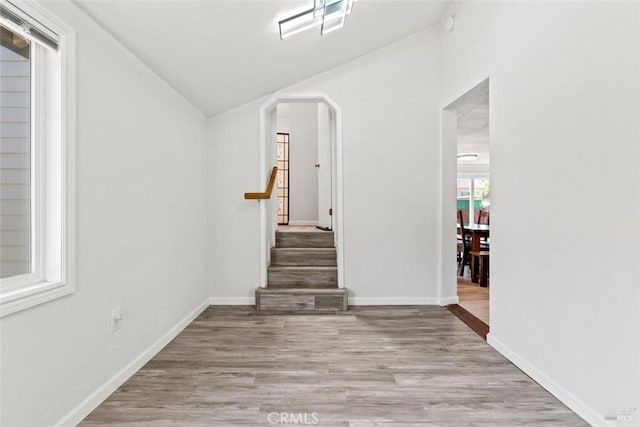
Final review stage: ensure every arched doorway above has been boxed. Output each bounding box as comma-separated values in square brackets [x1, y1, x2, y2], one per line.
[257, 93, 344, 289]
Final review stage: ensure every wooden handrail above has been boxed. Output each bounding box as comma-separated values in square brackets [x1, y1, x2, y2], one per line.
[244, 166, 278, 200]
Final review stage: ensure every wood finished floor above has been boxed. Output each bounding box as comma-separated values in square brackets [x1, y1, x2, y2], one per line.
[277, 225, 324, 232]
[457, 276, 489, 325]
[81, 306, 586, 426]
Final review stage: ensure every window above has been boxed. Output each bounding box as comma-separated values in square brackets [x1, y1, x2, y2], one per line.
[1, 26, 31, 280]
[0, 1, 75, 317]
[457, 176, 490, 224]
[276, 133, 290, 225]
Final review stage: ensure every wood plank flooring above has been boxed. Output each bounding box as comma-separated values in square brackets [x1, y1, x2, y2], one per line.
[277, 225, 323, 232]
[457, 276, 489, 325]
[81, 306, 586, 426]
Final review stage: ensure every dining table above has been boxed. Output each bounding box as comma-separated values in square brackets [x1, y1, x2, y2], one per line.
[462, 223, 490, 253]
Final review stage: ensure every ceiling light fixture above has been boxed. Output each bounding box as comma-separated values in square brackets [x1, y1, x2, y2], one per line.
[279, 0, 358, 40]
[457, 153, 479, 162]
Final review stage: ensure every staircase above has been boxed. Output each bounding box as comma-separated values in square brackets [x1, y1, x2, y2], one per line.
[256, 230, 348, 312]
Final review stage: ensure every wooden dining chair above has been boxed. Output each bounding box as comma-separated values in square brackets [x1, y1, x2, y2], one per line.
[457, 210, 472, 276]
[459, 209, 470, 225]
[478, 209, 490, 225]
[477, 209, 490, 244]
[458, 209, 490, 278]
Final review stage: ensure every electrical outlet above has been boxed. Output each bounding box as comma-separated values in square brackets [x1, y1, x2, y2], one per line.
[110, 309, 124, 332]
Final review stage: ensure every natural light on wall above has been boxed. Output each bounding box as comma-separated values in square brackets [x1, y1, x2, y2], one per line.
[279, 0, 358, 39]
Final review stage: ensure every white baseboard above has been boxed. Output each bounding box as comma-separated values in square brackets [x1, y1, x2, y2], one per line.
[209, 297, 255, 305]
[487, 333, 604, 427]
[350, 297, 441, 305]
[439, 295, 459, 305]
[55, 299, 210, 427]
[287, 220, 318, 226]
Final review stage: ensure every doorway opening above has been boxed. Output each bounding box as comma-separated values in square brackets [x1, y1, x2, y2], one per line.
[441, 79, 491, 339]
[257, 93, 344, 289]
[274, 103, 332, 229]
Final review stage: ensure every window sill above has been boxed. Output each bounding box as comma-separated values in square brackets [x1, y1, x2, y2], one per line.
[0, 280, 74, 317]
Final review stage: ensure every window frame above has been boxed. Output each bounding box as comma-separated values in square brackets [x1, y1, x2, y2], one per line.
[0, 0, 76, 317]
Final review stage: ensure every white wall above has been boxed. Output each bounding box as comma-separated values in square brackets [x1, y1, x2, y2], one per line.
[207, 29, 442, 304]
[0, 2, 209, 426]
[276, 103, 290, 133]
[278, 102, 319, 224]
[440, 2, 639, 425]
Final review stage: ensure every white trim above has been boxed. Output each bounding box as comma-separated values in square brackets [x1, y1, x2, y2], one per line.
[438, 295, 459, 305]
[258, 92, 345, 289]
[258, 103, 267, 287]
[350, 297, 443, 306]
[487, 333, 605, 427]
[54, 299, 210, 427]
[33, 41, 46, 285]
[63, 26, 78, 306]
[287, 220, 318, 226]
[0, 281, 73, 317]
[438, 110, 459, 307]
[209, 297, 255, 305]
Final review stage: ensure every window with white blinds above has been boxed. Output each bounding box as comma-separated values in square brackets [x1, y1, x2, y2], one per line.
[0, 1, 76, 317]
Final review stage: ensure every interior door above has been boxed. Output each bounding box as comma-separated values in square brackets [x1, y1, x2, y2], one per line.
[316, 103, 332, 230]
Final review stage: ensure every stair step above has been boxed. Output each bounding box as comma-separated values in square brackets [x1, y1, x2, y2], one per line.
[256, 287, 348, 312]
[267, 266, 337, 288]
[276, 231, 334, 248]
[271, 248, 337, 266]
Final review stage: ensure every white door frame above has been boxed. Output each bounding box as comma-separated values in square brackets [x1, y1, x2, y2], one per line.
[316, 102, 333, 230]
[439, 108, 459, 305]
[258, 93, 345, 288]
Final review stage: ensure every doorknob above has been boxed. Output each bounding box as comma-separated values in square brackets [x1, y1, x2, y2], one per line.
[314, 163, 320, 168]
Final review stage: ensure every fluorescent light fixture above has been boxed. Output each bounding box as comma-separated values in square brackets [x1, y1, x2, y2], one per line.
[279, 0, 357, 40]
[279, 7, 322, 39]
[313, 0, 325, 18]
[321, 0, 349, 36]
[457, 153, 479, 162]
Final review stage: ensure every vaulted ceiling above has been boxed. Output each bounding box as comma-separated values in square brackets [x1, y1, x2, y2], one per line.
[74, 0, 450, 116]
